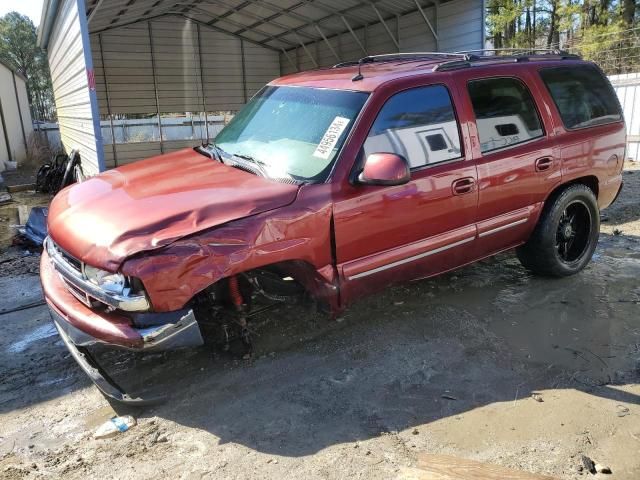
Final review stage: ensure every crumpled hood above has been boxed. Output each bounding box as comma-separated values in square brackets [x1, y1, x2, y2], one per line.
[48, 148, 300, 271]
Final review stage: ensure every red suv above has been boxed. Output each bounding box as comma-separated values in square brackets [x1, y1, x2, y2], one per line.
[40, 52, 625, 403]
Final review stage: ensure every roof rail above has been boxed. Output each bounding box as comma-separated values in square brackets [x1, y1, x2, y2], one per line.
[433, 49, 581, 72]
[332, 51, 470, 69]
[333, 52, 472, 81]
[454, 48, 572, 56]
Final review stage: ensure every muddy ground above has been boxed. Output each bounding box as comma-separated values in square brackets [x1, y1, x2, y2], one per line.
[1, 166, 639, 480]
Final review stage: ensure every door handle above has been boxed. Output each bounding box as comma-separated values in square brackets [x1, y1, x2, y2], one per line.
[452, 177, 475, 195]
[535, 157, 553, 172]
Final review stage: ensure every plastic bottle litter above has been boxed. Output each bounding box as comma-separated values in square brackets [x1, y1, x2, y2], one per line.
[94, 415, 137, 439]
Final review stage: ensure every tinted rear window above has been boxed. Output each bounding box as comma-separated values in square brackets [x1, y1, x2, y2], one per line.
[540, 66, 622, 130]
[467, 77, 544, 153]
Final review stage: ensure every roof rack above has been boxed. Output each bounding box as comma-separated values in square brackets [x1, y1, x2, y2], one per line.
[433, 49, 581, 72]
[332, 49, 582, 81]
[332, 52, 470, 69]
[455, 48, 570, 56]
[333, 52, 472, 81]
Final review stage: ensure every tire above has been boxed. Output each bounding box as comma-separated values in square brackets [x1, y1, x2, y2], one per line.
[516, 184, 599, 277]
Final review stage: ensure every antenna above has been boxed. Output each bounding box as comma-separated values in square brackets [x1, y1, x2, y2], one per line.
[352, 59, 364, 81]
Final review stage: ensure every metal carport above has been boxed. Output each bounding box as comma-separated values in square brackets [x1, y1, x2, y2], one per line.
[38, 0, 485, 176]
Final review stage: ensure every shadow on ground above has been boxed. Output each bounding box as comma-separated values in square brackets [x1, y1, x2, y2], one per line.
[92, 231, 640, 458]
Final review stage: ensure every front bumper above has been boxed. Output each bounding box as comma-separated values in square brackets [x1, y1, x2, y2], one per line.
[41, 250, 204, 403]
[41, 250, 203, 350]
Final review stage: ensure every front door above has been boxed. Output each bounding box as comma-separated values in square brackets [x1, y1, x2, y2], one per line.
[332, 81, 478, 305]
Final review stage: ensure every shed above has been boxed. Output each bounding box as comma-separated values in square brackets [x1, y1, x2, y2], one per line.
[0, 60, 33, 171]
[38, 0, 486, 177]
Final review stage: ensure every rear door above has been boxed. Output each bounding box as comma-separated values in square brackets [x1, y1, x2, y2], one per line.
[332, 80, 478, 304]
[454, 68, 561, 258]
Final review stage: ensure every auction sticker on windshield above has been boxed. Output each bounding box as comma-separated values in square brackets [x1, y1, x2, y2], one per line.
[313, 117, 351, 160]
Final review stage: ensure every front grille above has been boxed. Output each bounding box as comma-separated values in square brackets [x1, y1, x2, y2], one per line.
[48, 239, 100, 307]
[50, 240, 83, 274]
[62, 277, 96, 307]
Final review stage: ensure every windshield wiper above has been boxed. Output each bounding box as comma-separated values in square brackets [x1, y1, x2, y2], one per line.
[229, 153, 269, 178]
[209, 143, 226, 164]
[195, 143, 225, 164]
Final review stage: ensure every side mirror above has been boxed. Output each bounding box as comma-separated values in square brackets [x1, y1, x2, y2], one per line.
[357, 153, 410, 186]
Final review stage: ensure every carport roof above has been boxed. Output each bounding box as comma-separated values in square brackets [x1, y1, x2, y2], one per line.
[39, 0, 442, 53]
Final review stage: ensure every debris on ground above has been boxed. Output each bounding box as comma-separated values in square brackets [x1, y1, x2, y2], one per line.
[595, 464, 612, 474]
[17, 207, 48, 246]
[0, 246, 41, 275]
[94, 416, 137, 439]
[412, 453, 558, 480]
[581, 455, 596, 474]
[532, 393, 544, 402]
[7, 183, 36, 193]
[616, 405, 630, 417]
[0, 192, 11, 205]
[35, 150, 83, 195]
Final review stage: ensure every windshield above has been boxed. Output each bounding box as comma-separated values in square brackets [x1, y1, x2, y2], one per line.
[213, 86, 368, 182]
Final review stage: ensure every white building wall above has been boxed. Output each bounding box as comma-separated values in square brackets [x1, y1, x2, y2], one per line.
[0, 63, 33, 170]
[46, 0, 103, 176]
[609, 72, 640, 162]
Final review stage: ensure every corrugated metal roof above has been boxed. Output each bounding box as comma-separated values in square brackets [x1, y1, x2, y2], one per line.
[80, 0, 444, 53]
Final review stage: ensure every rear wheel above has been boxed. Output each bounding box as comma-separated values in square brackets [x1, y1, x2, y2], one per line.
[516, 184, 599, 277]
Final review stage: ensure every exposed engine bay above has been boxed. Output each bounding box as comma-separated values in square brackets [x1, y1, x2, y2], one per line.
[193, 269, 308, 359]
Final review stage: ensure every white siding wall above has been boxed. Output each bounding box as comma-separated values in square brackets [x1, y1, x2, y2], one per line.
[280, 0, 483, 74]
[609, 73, 640, 162]
[47, 0, 103, 175]
[0, 64, 33, 169]
[91, 16, 280, 167]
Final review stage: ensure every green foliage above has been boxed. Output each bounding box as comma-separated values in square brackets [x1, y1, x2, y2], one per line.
[0, 12, 55, 121]
[486, 0, 638, 73]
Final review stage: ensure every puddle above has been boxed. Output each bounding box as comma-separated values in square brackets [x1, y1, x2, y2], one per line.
[8, 322, 58, 354]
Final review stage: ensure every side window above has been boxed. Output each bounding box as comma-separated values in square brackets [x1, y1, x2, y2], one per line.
[540, 66, 622, 130]
[467, 77, 544, 153]
[363, 85, 462, 169]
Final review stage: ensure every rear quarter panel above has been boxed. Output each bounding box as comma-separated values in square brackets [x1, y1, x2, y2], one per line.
[531, 62, 626, 209]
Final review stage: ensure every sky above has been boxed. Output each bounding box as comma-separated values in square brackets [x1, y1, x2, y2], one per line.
[0, 0, 45, 26]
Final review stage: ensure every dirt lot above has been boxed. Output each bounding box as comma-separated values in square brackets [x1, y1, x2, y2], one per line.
[1, 165, 639, 480]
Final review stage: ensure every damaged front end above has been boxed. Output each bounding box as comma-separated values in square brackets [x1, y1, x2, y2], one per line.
[42, 236, 329, 403]
[41, 238, 205, 403]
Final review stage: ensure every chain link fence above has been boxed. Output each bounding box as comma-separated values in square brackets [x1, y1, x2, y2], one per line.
[564, 26, 640, 76]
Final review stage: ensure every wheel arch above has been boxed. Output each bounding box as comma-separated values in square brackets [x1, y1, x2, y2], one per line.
[544, 175, 599, 207]
[191, 259, 340, 313]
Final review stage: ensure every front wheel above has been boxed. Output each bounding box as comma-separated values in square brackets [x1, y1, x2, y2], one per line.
[516, 184, 600, 277]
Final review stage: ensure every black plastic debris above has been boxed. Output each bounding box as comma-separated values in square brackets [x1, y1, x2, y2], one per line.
[18, 207, 48, 246]
[35, 150, 83, 195]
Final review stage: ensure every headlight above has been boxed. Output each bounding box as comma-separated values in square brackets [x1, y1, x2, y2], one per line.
[83, 265, 126, 294]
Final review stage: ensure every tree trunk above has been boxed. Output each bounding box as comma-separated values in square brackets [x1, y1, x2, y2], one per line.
[547, 0, 559, 48]
[532, 2, 537, 47]
[622, 0, 636, 26]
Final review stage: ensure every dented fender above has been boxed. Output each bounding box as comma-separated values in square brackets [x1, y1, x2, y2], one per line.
[121, 185, 340, 312]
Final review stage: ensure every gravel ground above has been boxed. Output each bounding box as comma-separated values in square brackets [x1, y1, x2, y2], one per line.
[1, 165, 639, 480]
